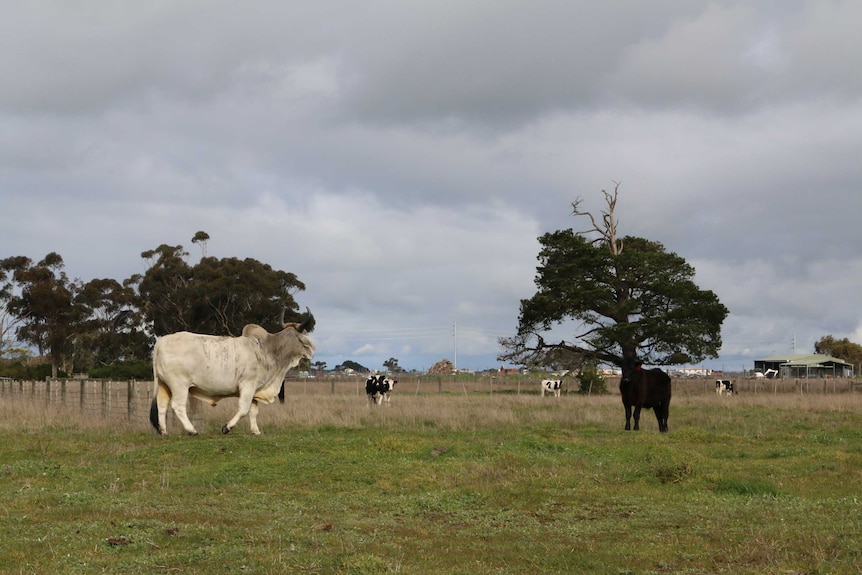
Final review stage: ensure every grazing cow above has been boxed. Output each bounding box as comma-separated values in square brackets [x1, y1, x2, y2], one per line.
[365, 375, 397, 406]
[619, 363, 671, 433]
[149, 308, 315, 436]
[715, 379, 735, 396]
[541, 379, 563, 397]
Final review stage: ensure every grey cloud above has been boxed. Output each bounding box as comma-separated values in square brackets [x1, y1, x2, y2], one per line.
[3, 1, 862, 371]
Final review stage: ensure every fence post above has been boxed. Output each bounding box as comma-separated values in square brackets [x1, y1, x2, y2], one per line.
[127, 380, 135, 421]
[101, 380, 108, 418]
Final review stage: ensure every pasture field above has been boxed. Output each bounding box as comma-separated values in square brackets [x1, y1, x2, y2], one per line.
[1, 388, 861, 574]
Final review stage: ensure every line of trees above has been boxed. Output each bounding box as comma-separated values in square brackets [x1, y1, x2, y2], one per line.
[0, 232, 308, 379]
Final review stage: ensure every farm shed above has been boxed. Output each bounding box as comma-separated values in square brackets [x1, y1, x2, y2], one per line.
[754, 354, 854, 379]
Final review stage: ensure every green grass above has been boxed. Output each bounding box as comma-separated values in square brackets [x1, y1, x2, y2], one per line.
[1, 393, 862, 574]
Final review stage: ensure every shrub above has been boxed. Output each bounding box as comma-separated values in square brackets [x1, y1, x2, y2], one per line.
[88, 360, 152, 379]
[0, 361, 58, 379]
[576, 364, 608, 395]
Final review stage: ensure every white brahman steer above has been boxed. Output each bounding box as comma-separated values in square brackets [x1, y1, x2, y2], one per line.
[365, 375, 397, 406]
[715, 379, 735, 396]
[149, 308, 315, 436]
[541, 379, 563, 397]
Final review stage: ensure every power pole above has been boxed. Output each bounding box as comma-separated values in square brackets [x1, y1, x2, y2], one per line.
[453, 321, 458, 372]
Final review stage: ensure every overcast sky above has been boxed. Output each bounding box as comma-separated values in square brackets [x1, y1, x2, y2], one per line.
[3, 1, 861, 373]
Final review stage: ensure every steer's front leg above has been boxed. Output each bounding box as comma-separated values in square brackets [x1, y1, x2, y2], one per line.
[248, 401, 262, 435]
[222, 388, 256, 434]
[632, 405, 642, 431]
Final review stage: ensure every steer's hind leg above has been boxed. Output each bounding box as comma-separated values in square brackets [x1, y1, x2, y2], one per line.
[656, 403, 669, 433]
[152, 381, 172, 435]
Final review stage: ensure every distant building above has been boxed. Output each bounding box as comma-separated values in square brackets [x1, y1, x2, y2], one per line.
[754, 354, 854, 378]
[674, 367, 713, 378]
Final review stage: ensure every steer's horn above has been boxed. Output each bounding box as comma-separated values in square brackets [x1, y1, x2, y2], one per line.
[297, 307, 314, 333]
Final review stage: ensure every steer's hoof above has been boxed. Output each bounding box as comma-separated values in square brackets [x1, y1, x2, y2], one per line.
[186, 430, 198, 436]
[221, 425, 231, 435]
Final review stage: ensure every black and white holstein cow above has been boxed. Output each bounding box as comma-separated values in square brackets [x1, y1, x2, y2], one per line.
[619, 362, 672, 433]
[365, 375, 397, 406]
[715, 379, 735, 396]
[541, 379, 563, 397]
[150, 308, 315, 436]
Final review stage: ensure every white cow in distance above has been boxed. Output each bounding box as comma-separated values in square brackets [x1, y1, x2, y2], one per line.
[541, 379, 563, 397]
[715, 379, 736, 396]
[150, 308, 315, 436]
[366, 375, 397, 406]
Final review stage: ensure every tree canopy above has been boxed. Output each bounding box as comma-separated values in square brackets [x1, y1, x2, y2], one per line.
[815, 335, 862, 369]
[383, 357, 403, 373]
[500, 186, 728, 377]
[337, 360, 369, 373]
[2, 253, 81, 377]
[133, 244, 307, 337]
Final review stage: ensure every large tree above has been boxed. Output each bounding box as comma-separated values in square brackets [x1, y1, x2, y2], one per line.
[134, 239, 308, 336]
[4, 253, 83, 377]
[500, 186, 728, 378]
[0, 257, 29, 360]
[74, 277, 151, 368]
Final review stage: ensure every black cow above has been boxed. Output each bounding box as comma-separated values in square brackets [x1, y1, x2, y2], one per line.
[619, 364, 671, 433]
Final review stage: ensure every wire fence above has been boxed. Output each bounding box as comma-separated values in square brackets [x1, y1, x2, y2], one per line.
[1, 374, 859, 430]
[0, 377, 153, 421]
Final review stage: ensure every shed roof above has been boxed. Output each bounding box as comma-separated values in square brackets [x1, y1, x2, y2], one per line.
[756, 353, 852, 368]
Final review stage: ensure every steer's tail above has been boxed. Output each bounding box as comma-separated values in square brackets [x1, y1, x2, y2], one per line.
[149, 397, 160, 432]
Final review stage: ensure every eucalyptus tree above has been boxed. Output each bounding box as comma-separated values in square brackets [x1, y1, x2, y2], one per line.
[4, 253, 83, 377]
[0, 257, 28, 359]
[134, 241, 308, 337]
[75, 277, 150, 368]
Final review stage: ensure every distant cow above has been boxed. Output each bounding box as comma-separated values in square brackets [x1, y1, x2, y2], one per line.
[150, 308, 315, 436]
[715, 379, 735, 396]
[366, 375, 397, 406]
[619, 363, 671, 433]
[541, 379, 563, 397]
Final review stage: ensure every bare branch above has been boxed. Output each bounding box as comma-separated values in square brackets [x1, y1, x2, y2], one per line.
[571, 181, 623, 255]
